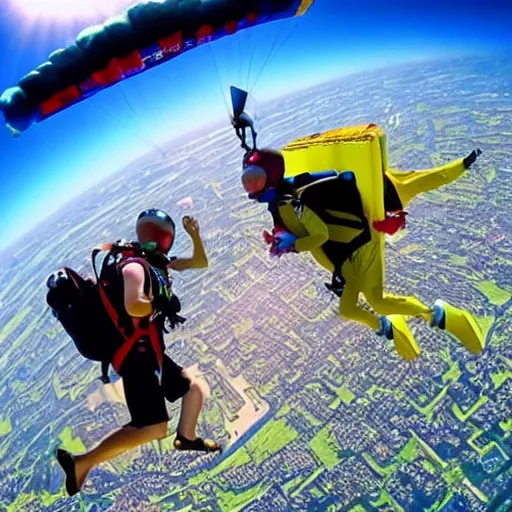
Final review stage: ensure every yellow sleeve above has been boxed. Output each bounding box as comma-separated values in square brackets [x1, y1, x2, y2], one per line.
[294, 207, 329, 252]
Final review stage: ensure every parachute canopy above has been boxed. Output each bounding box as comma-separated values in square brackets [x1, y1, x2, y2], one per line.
[1, 0, 315, 135]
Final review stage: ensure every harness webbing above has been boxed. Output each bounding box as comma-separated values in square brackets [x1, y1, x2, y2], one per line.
[91, 245, 164, 377]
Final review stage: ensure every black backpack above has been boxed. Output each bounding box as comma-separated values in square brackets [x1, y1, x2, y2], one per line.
[270, 172, 371, 297]
[46, 242, 185, 383]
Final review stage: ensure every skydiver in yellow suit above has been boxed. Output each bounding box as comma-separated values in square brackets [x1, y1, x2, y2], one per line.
[241, 147, 485, 359]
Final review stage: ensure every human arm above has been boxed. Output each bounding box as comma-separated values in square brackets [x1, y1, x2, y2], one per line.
[271, 206, 329, 255]
[122, 262, 153, 317]
[293, 207, 329, 252]
[168, 216, 209, 272]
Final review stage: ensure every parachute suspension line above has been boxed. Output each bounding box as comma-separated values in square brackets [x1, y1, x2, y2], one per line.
[234, 24, 259, 91]
[116, 83, 165, 155]
[239, 28, 254, 92]
[246, 39, 259, 92]
[207, 44, 231, 119]
[234, 29, 242, 90]
[92, 101, 161, 155]
[249, 18, 300, 94]
[248, 34, 281, 94]
[91, 93, 163, 156]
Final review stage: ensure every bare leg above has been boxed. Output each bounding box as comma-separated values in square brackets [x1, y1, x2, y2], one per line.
[61, 376, 213, 494]
[177, 378, 205, 440]
[173, 375, 220, 452]
[74, 422, 167, 490]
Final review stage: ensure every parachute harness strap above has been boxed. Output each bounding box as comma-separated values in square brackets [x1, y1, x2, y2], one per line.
[91, 245, 164, 379]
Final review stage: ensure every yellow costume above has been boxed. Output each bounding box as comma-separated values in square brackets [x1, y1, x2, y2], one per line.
[278, 124, 484, 359]
[385, 157, 467, 211]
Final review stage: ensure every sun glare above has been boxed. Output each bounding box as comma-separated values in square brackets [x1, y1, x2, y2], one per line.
[11, 0, 134, 21]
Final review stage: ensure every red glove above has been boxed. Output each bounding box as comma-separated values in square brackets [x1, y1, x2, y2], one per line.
[373, 211, 408, 235]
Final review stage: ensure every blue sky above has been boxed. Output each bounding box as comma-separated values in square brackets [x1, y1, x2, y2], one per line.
[0, 0, 510, 248]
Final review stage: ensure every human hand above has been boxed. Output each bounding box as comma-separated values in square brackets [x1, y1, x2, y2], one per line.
[263, 227, 297, 257]
[182, 216, 200, 236]
[275, 231, 297, 251]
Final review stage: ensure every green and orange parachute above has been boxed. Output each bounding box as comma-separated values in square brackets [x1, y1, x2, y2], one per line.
[0, 0, 315, 135]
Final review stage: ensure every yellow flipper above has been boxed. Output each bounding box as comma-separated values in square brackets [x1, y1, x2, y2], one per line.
[388, 315, 421, 360]
[434, 300, 485, 354]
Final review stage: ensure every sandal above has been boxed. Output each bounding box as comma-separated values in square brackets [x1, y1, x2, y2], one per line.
[174, 434, 222, 453]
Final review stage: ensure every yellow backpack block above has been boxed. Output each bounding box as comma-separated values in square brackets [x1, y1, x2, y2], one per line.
[281, 124, 387, 272]
[282, 124, 388, 225]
